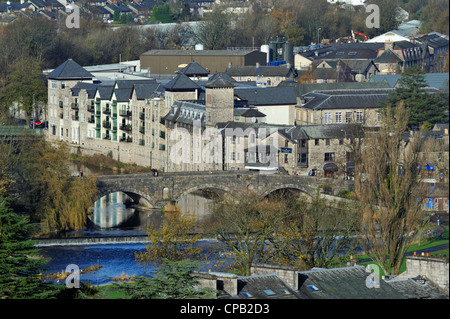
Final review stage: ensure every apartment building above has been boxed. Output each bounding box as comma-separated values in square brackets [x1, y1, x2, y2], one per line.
[46, 59, 169, 170]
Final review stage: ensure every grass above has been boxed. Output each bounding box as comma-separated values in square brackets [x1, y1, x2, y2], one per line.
[356, 225, 449, 277]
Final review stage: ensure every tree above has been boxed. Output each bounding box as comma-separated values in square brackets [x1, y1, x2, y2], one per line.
[269, 193, 359, 269]
[0, 137, 98, 232]
[195, 9, 232, 50]
[0, 197, 57, 298]
[208, 191, 283, 276]
[355, 102, 428, 276]
[135, 205, 204, 265]
[121, 259, 216, 299]
[0, 56, 47, 122]
[151, 4, 176, 23]
[384, 66, 448, 128]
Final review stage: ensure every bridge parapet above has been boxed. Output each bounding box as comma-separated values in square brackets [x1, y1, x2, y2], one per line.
[96, 171, 354, 208]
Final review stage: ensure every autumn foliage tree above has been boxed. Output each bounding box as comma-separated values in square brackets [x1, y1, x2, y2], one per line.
[135, 205, 204, 265]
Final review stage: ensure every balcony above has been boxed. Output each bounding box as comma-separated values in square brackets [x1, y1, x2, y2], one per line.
[87, 105, 95, 112]
[103, 134, 111, 140]
[103, 121, 111, 129]
[139, 112, 145, 120]
[120, 136, 133, 143]
[103, 108, 111, 115]
[88, 117, 95, 123]
[139, 139, 145, 146]
[120, 110, 132, 117]
[139, 126, 145, 134]
[120, 124, 132, 132]
[72, 115, 79, 121]
[71, 103, 79, 110]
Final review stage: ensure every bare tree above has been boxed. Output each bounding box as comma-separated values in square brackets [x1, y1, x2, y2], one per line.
[355, 102, 428, 275]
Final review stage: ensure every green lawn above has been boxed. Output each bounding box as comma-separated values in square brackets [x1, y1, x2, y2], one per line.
[357, 225, 449, 277]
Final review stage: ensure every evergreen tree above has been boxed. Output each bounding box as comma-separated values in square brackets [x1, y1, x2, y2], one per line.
[0, 197, 57, 298]
[384, 66, 448, 128]
[121, 259, 216, 299]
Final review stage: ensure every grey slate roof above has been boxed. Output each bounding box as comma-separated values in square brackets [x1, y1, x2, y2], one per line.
[71, 82, 98, 99]
[113, 88, 132, 102]
[298, 266, 405, 299]
[162, 100, 205, 126]
[234, 107, 266, 118]
[277, 80, 391, 96]
[163, 73, 201, 91]
[204, 78, 236, 89]
[180, 62, 210, 76]
[47, 59, 93, 80]
[233, 274, 308, 299]
[96, 86, 114, 100]
[386, 276, 449, 299]
[234, 87, 298, 106]
[369, 73, 449, 90]
[374, 49, 403, 63]
[133, 83, 164, 99]
[302, 89, 393, 110]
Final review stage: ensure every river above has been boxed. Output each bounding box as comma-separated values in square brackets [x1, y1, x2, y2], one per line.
[39, 191, 230, 285]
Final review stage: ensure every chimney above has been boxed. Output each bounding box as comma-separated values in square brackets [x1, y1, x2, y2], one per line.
[216, 273, 239, 297]
[384, 40, 394, 51]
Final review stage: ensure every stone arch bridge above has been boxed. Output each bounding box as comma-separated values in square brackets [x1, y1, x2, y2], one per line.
[96, 171, 354, 208]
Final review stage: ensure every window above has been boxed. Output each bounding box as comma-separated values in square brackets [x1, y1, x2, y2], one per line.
[61, 82, 66, 89]
[326, 139, 330, 146]
[324, 152, 335, 161]
[299, 153, 307, 163]
[356, 111, 363, 123]
[52, 125, 56, 135]
[315, 139, 319, 146]
[300, 140, 306, 148]
[51, 80, 58, 89]
[346, 111, 352, 123]
[324, 112, 332, 124]
[335, 112, 342, 123]
[284, 154, 288, 163]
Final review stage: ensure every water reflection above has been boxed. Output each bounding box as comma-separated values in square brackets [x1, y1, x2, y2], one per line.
[177, 191, 216, 222]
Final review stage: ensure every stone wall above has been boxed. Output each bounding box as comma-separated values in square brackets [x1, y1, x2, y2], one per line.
[397, 256, 449, 288]
[251, 264, 298, 290]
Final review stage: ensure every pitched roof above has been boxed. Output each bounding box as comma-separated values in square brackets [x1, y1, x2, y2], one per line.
[298, 266, 405, 299]
[233, 274, 308, 299]
[302, 89, 393, 110]
[374, 49, 403, 63]
[386, 276, 449, 299]
[180, 62, 210, 76]
[163, 73, 201, 91]
[234, 87, 298, 106]
[132, 83, 164, 99]
[47, 59, 94, 80]
[204, 77, 236, 89]
[277, 80, 391, 96]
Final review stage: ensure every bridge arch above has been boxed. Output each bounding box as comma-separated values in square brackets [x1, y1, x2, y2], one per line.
[97, 188, 157, 208]
[261, 184, 313, 198]
[175, 184, 231, 203]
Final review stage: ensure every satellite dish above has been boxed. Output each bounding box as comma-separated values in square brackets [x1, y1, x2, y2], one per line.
[251, 117, 257, 123]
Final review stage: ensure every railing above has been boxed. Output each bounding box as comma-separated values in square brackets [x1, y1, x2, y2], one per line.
[103, 121, 111, 129]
